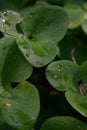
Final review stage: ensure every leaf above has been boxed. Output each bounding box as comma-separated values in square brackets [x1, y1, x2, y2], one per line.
[45, 60, 79, 91]
[2, 42, 33, 87]
[0, 37, 15, 85]
[66, 90, 87, 117]
[0, 10, 22, 36]
[20, 5, 69, 43]
[40, 117, 87, 130]
[17, 35, 58, 67]
[45, 60, 87, 117]
[65, 4, 84, 29]
[0, 81, 40, 130]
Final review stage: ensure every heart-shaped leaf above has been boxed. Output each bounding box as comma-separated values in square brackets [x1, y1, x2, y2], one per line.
[17, 35, 58, 67]
[65, 4, 84, 29]
[2, 42, 33, 87]
[45, 60, 87, 117]
[40, 117, 87, 130]
[0, 10, 22, 36]
[0, 81, 40, 130]
[20, 6, 69, 43]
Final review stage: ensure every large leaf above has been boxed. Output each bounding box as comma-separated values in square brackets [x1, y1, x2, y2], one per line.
[0, 81, 40, 130]
[0, 10, 22, 36]
[0, 37, 15, 85]
[17, 35, 58, 67]
[65, 4, 84, 29]
[40, 117, 87, 130]
[2, 42, 33, 87]
[20, 5, 69, 43]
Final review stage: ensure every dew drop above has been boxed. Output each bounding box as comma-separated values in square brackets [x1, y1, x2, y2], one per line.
[2, 19, 5, 22]
[3, 11, 7, 16]
[57, 65, 61, 72]
[54, 75, 57, 78]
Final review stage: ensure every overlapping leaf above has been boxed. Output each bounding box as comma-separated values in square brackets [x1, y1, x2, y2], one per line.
[46, 60, 87, 116]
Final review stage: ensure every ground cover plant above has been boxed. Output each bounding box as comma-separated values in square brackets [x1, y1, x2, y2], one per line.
[0, 0, 87, 130]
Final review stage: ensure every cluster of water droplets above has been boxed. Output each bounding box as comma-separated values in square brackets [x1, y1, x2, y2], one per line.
[0, 11, 8, 31]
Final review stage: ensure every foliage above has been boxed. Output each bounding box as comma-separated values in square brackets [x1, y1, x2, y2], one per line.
[0, 0, 87, 130]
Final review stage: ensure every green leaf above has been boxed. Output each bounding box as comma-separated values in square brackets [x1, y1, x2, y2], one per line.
[2, 42, 33, 86]
[45, 60, 79, 91]
[40, 117, 87, 130]
[0, 10, 22, 36]
[66, 90, 87, 117]
[1, 81, 40, 130]
[20, 5, 69, 43]
[0, 37, 15, 85]
[17, 35, 58, 67]
[65, 4, 84, 29]
[45, 60, 87, 117]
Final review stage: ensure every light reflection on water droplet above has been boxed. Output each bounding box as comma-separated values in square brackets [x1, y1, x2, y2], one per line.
[3, 11, 7, 16]
[2, 19, 5, 22]
[57, 65, 61, 72]
[54, 75, 57, 78]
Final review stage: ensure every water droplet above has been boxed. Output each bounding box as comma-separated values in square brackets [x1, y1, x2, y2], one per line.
[2, 19, 5, 22]
[54, 75, 57, 78]
[3, 11, 7, 16]
[7, 103, 11, 107]
[57, 65, 61, 72]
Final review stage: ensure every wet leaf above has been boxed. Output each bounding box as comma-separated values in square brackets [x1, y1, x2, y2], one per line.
[17, 35, 58, 67]
[0, 10, 22, 36]
[1, 81, 40, 130]
[46, 60, 79, 91]
[45, 60, 87, 116]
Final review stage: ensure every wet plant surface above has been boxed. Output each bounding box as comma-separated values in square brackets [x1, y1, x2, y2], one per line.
[0, 0, 87, 130]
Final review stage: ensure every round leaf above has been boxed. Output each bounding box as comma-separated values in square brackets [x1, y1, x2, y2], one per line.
[45, 60, 79, 91]
[40, 116, 87, 130]
[20, 6, 69, 43]
[1, 81, 40, 130]
[17, 36, 58, 67]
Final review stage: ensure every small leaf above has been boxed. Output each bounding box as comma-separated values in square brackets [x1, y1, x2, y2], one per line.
[2, 42, 33, 86]
[20, 5, 69, 43]
[65, 4, 84, 29]
[1, 81, 40, 130]
[45, 60, 79, 91]
[17, 36, 58, 67]
[40, 116, 87, 130]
